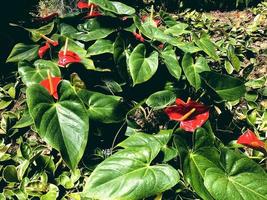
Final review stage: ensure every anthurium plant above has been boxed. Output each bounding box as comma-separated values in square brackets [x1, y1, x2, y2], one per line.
[1, 0, 267, 199]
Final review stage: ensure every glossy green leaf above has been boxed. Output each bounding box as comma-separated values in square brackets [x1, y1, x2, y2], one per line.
[6, 43, 39, 63]
[164, 23, 191, 36]
[192, 33, 220, 61]
[27, 81, 89, 170]
[83, 132, 179, 200]
[13, 110, 34, 128]
[161, 47, 182, 80]
[78, 90, 125, 123]
[224, 60, 234, 74]
[201, 71, 246, 101]
[26, 22, 55, 42]
[146, 90, 176, 110]
[91, 0, 135, 15]
[184, 147, 220, 200]
[227, 45, 241, 71]
[182, 54, 210, 90]
[129, 44, 158, 85]
[18, 60, 61, 86]
[71, 28, 115, 42]
[87, 39, 113, 56]
[3, 165, 18, 183]
[204, 149, 267, 200]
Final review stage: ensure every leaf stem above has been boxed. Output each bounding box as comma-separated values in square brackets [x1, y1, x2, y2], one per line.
[111, 121, 126, 154]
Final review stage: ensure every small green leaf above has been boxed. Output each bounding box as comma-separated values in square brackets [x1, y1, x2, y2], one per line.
[26, 22, 55, 42]
[13, 110, 34, 128]
[78, 90, 125, 123]
[91, 0, 135, 15]
[193, 33, 220, 61]
[182, 54, 210, 90]
[227, 45, 241, 72]
[164, 23, 191, 36]
[3, 165, 18, 183]
[161, 47, 182, 80]
[6, 43, 39, 63]
[146, 90, 176, 110]
[129, 44, 159, 85]
[87, 39, 113, 56]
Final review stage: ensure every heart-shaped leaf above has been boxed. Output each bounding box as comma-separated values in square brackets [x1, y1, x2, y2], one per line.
[6, 43, 39, 63]
[83, 132, 179, 200]
[78, 90, 125, 123]
[27, 81, 89, 170]
[204, 149, 267, 200]
[182, 54, 210, 90]
[18, 60, 61, 86]
[201, 71, 246, 101]
[129, 44, 159, 85]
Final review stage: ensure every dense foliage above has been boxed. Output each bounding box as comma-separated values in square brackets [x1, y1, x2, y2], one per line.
[0, 0, 266, 199]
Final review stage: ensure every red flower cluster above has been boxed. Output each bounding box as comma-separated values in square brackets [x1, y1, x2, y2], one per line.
[40, 76, 62, 100]
[133, 32, 145, 42]
[164, 98, 209, 132]
[58, 50, 81, 67]
[237, 129, 266, 152]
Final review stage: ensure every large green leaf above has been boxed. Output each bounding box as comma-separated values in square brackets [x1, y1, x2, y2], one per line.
[78, 90, 125, 123]
[87, 39, 113, 56]
[129, 44, 158, 85]
[146, 90, 176, 110]
[182, 54, 210, 90]
[83, 132, 179, 200]
[90, 0, 135, 15]
[27, 81, 89, 170]
[6, 43, 39, 63]
[201, 71, 246, 101]
[192, 33, 220, 61]
[204, 149, 267, 200]
[18, 60, 61, 87]
[184, 147, 220, 200]
[161, 47, 182, 80]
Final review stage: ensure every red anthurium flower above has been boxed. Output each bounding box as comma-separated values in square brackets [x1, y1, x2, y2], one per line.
[133, 32, 145, 42]
[58, 50, 81, 67]
[38, 43, 50, 58]
[40, 76, 62, 99]
[164, 98, 209, 132]
[84, 10, 102, 18]
[237, 129, 266, 152]
[77, 1, 97, 9]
